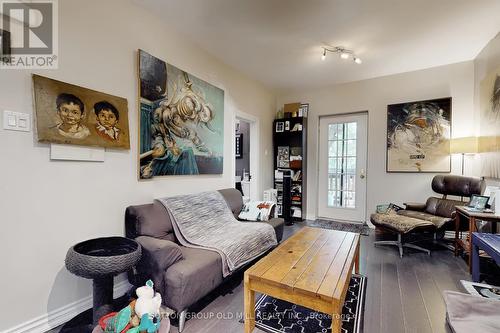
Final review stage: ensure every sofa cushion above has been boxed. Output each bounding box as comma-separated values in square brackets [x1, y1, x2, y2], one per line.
[398, 210, 451, 229]
[125, 201, 175, 241]
[135, 236, 183, 290]
[163, 247, 224, 312]
[370, 213, 435, 234]
[266, 218, 284, 242]
[425, 197, 466, 219]
[136, 236, 183, 271]
[218, 188, 244, 218]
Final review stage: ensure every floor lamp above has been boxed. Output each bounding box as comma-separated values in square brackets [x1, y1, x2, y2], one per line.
[450, 137, 479, 176]
[450, 136, 480, 236]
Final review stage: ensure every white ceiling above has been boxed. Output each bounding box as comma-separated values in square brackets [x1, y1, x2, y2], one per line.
[134, 0, 500, 91]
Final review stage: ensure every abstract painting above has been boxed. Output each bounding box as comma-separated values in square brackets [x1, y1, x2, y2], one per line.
[138, 50, 224, 179]
[387, 97, 451, 172]
[33, 75, 130, 149]
[479, 64, 500, 153]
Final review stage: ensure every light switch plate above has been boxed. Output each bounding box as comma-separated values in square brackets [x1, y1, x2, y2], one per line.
[3, 110, 31, 132]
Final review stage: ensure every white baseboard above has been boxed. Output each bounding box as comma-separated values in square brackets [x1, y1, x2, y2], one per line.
[305, 214, 316, 221]
[2, 280, 132, 333]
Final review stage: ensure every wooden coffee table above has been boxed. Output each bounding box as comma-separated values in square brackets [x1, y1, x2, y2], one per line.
[244, 227, 360, 333]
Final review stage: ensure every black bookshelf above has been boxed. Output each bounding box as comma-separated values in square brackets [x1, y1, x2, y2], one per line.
[273, 117, 307, 221]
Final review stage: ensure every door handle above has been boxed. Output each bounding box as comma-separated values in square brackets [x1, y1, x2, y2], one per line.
[360, 169, 366, 179]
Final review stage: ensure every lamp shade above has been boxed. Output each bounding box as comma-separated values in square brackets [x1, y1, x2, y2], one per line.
[450, 136, 479, 154]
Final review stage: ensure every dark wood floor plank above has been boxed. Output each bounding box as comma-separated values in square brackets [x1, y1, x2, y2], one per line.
[360, 234, 382, 333]
[397, 254, 433, 333]
[413, 255, 449, 333]
[379, 250, 406, 333]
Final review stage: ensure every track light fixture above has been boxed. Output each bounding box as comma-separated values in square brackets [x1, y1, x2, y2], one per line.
[321, 46, 362, 64]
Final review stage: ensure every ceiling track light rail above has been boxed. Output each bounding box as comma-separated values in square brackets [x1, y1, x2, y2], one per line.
[321, 46, 362, 64]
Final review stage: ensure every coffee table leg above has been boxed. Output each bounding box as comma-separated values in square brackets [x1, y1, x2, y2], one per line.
[244, 275, 255, 333]
[354, 242, 360, 274]
[331, 304, 341, 333]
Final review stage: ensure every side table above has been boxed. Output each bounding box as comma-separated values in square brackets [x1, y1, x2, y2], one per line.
[454, 206, 500, 273]
[472, 233, 500, 282]
[65, 237, 142, 332]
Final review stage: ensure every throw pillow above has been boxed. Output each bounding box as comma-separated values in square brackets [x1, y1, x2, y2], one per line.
[238, 201, 275, 221]
[376, 203, 403, 214]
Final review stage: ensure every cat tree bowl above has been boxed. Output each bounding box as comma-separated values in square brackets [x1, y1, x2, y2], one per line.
[65, 237, 142, 329]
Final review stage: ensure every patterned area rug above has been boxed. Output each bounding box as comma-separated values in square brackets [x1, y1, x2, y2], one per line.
[308, 219, 370, 236]
[254, 274, 366, 333]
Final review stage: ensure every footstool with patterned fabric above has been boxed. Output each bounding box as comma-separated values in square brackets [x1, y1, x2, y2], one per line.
[370, 212, 435, 257]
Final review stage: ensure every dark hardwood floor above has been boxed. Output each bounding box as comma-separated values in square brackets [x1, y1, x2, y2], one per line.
[51, 221, 473, 333]
[166, 222, 470, 333]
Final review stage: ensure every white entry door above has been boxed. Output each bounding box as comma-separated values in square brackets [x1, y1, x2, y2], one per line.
[318, 113, 368, 222]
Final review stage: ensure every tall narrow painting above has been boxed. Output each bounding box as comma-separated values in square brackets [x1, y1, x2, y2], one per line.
[387, 97, 451, 173]
[138, 50, 224, 179]
[479, 65, 500, 153]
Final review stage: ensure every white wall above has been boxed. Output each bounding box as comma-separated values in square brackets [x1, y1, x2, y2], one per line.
[278, 61, 476, 220]
[0, 0, 276, 331]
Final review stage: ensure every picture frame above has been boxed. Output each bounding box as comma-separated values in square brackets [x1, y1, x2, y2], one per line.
[277, 146, 290, 168]
[32, 74, 130, 149]
[138, 50, 224, 179]
[386, 97, 452, 173]
[235, 133, 243, 159]
[0, 29, 11, 63]
[276, 121, 284, 133]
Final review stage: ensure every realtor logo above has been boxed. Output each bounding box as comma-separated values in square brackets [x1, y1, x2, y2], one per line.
[1, 0, 58, 68]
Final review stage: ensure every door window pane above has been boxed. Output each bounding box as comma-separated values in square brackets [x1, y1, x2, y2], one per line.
[328, 141, 338, 156]
[346, 140, 356, 157]
[327, 121, 357, 208]
[347, 122, 357, 139]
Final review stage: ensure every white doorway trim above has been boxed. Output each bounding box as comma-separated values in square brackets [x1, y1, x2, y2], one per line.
[234, 111, 260, 201]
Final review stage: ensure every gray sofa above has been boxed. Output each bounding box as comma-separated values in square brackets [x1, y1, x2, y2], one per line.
[125, 188, 284, 332]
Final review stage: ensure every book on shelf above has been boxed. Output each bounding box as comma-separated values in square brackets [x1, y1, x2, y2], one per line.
[292, 170, 302, 181]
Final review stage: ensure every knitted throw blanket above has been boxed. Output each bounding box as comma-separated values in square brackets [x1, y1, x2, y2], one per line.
[156, 191, 277, 277]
